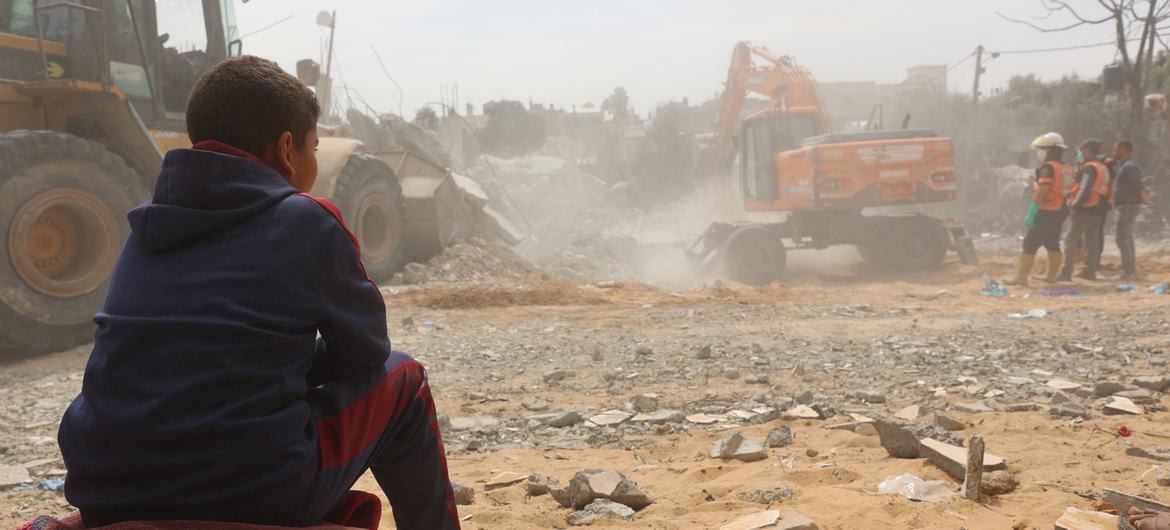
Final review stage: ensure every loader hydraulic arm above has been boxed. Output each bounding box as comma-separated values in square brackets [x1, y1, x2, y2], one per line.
[715, 42, 832, 152]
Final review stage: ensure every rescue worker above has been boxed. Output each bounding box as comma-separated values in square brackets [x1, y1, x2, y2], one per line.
[1057, 139, 1110, 281]
[1112, 140, 1147, 280]
[1005, 132, 1068, 287]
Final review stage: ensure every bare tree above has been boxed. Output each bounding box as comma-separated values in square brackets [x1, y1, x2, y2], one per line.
[999, 1, 1170, 137]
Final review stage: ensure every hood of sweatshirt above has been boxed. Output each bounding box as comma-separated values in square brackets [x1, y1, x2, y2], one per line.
[127, 143, 297, 253]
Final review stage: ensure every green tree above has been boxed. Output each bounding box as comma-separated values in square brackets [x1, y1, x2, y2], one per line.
[413, 106, 440, 131]
[602, 87, 631, 121]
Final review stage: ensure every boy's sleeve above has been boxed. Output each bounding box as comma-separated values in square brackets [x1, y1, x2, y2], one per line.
[309, 221, 391, 386]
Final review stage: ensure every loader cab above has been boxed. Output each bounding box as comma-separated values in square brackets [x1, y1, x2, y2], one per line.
[0, 0, 241, 129]
[740, 108, 822, 200]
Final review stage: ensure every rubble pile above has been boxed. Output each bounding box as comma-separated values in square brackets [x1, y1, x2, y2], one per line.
[392, 237, 546, 286]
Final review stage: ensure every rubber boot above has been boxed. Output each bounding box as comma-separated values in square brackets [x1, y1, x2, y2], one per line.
[1003, 253, 1035, 287]
[1044, 251, 1063, 283]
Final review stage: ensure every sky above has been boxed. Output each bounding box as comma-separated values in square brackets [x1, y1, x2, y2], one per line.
[226, 0, 1127, 118]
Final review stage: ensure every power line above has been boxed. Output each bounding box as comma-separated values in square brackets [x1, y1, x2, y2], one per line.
[240, 14, 294, 40]
[990, 35, 1152, 56]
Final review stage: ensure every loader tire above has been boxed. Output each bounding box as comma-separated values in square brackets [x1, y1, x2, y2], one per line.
[0, 131, 148, 359]
[333, 154, 406, 282]
[859, 216, 948, 271]
[720, 225, 786, 285]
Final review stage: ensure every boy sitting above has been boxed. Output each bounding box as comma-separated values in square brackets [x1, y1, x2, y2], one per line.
[57, 56, 459, 529]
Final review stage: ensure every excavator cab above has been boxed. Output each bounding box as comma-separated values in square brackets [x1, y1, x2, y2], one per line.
[0, 0, 242, 358]
[740, 109, 823, 201]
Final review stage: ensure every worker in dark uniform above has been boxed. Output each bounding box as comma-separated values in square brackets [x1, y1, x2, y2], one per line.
[1005, 132, 1068, 287]
[1057, 139, 1110, 281]
[1112, 140, 1147, 280]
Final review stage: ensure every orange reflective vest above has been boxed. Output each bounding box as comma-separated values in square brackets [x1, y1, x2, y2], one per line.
[1068, 161, 1110, 209]
[1034, 160, 1066, 211]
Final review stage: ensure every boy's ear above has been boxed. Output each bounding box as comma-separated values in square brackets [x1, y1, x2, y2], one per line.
[262, 131, 296, 180]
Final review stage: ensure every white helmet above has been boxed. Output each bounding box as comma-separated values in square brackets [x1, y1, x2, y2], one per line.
[1031, 132, 1067, 150]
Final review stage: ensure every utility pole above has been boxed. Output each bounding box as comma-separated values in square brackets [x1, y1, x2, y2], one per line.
[971, 45, 985, 106]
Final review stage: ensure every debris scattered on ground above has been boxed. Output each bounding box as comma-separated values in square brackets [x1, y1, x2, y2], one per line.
[877, 474, 953, 502]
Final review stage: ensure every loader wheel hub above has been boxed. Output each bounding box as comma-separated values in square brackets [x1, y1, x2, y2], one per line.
[9, 189, 119, 298]
[357, 193, 394, 262]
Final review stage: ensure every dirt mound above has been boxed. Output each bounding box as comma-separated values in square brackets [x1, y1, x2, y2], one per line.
[409, 282, 608, 310]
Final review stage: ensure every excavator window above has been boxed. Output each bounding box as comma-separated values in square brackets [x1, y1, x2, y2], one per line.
[1, 0, 84, 41]
[741, 114, 821, 200]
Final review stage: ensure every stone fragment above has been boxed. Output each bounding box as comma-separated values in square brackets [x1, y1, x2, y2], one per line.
[635, 346, 654, 356]
[1049, 403, 1089, 419]
[551, 469, 655, 510]
[766, 426, 793, 448]
[696, 344, 713, 359]
[567, 498, 635, 525]
[725, 368, 742, 380]
[530, 410, 584, 427]
[1002, 402, 1041, 412]
[451, 482, 475, 505]
[736, 484, 795, 504]
[933, 413, 965, 431]
[745, 374, 770, 385]
[402, 262, 428, 284]
[1046, 378, 1082, 391]
[953, 402, 993, 413]
[1050, 391, 1074, 405]
[686, 413, 723, 424]
[632, 394, 659, 413]
[588, 410, 632, 426]
[449, 415, 500, 431]
[1093, 381, 1127, 397]
[0, 465, 31, 490]
[543, 369, 576, 384]
[709, 432, 768, 462]
[852, 390, 886, 404]
[918, 438, 1007, 480]
[854, 423, 878, 436]
[795, 390, 814, 404]
[1104, 396, 1144, 415]
[522, 398, 549, 411]
[981, 470, 1019, 495]
[1117, 388, 1157, 404]
[631, 409, 684, 425]
[1133, 375, 1170, 392]
[486, 471, 528, 490]
[894, 405, 921, 421]
[526, 474, 560, 496]
[783, 405, 821, 420]
[874, 419, 924, 458]
[720, 510, 819, 530]
[1054, 507, 1118, 530]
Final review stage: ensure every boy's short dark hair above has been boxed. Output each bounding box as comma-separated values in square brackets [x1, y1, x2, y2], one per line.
[186, 55, 320, 157]
[1117, 140, 1134, 151]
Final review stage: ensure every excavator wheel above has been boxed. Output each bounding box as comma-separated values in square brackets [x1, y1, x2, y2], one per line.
[719, 225, 786, 285]
[859, 216, 948, 271]
[0, 131, 148, 359]
[333, 153, 406, 282]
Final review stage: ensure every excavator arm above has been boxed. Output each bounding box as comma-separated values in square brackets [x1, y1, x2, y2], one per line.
[715, 42, 832, 152]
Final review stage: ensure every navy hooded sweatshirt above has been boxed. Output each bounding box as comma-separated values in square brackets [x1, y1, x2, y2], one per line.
[58, 143, 391, 525]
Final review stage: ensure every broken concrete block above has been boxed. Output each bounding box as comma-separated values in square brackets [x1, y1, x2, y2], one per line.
[685, 413, 723, 425]
[1093, 381, 1127, 397]
[766, 426, 793, 448]
[736, 484, 795, 504]
[918, 438, 1006, 480]
[551, 469, 654, 510]
[1046, 378, 1082, 391]
[526, 474, 560, 496]
[894, 405, 921, 421]
[710, 432, 768, 462]
[1054, 507, 1118, 530]
[933, 413, 965, 431]
[783, 405, 820, 419]
[567, 498, 636, 525]
[529, 410, 584, 427]
[631, 409, 684, 425]
[451, 482, 475, 505]
[1157, 464, 1170, 487]
[1132, 375, 1170, 392]
[720, 510, 819, 530]
[953, 402, 993, 413]
[632, 393, 659, 413]
[588, 409, 632, 426]
[874, 419, 924, 459]
[485, 471, 528, 490]
[1104, 396, 1144, 416]
[543, 369, 576, 384]
[1001, 402, 1041, 412]
[448, 415, 500, 431]
[1049, 403, 1089, 419]
[981, 470, 1019, 495]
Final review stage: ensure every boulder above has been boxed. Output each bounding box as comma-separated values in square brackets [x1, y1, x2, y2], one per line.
[710, 432, 769, 462]
[567, 499, 635, 525]
[551, 469, 655, 510]
[766, 426, 793, 448]
[451, 482, 475, 505]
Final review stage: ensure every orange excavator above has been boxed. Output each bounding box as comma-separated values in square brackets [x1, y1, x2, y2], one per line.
[689, 42, 977, 284]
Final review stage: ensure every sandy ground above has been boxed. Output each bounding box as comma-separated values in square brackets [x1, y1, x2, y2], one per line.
[2, 241, 1169, 529]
